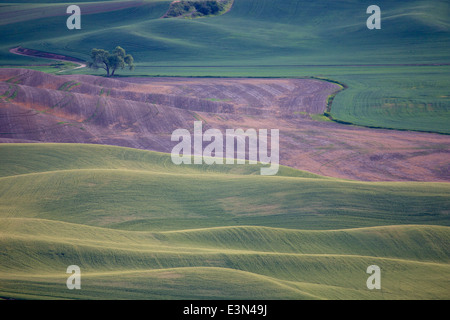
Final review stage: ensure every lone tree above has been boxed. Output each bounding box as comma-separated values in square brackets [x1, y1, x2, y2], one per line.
[89, 46, 134, 77]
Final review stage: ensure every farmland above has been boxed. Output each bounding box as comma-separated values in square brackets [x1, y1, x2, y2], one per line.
[1, 0, 449, 133]
[0, 0, 449, 300]
[1, 68, 449, 182]
[0, 143, 449, 299]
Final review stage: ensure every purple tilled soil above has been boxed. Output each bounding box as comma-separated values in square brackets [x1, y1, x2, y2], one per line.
[1, 68, 449, 182]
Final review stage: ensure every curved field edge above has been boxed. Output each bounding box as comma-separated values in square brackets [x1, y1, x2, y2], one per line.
[1, 219, 449, 300]
[1, 1, 449, 134]
[0, 143, 326, 180]
[0, 143, 449, 299]
[323, 68, 450, 135]
[0, 143, 449, 232]
[1, 218, 449, 263]
[2, 265, 448, 300]
[4, 52, 449, 135]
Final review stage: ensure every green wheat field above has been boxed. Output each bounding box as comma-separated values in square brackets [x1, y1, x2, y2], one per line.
[0, 144, 449, 299]
[0, 0, 449, 300]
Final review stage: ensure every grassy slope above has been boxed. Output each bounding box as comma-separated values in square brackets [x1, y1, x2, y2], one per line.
[1, 144, 449, 231]
[0, 144, 449, 299]
[327, 67, 450, 134]
[0, 0, 449, 133]
[0, 0, 449, 299]
[2, 0, 448, 65]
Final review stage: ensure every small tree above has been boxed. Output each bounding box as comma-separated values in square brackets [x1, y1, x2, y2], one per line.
[89, 46, 135, 77]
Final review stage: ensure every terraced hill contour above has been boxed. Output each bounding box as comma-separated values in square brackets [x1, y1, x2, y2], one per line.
[0, 143, 449, 299]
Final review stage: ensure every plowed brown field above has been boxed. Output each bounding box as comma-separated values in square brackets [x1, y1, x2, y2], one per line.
[1, 68, 448, 181]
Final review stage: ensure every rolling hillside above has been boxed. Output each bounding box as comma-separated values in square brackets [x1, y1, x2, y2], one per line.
[1, 0, 449, 133]
[1, 0, 448, 66]
[0, 0, 449, 301]
[0, 143, 449, 299]
[1, 68, 449, 182]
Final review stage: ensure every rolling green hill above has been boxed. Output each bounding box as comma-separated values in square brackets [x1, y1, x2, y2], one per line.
[0, 143, 449, 299]
[1, 0, 448, 66]
[1, 0, 449, 300]
[1, 0, 449, 133]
